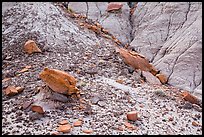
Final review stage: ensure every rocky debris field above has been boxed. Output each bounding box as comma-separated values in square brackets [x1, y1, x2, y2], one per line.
[2, 2, 202, 135]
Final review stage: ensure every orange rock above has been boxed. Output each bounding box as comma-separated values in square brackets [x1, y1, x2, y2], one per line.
[73, 120, 82, 127]
[2, 78, 11, 83]
[83, 129, 93, 134]
[192, 121, 200, 127]
[4, 86, 18, 96]
[24, 40, 42, 54]
[39, 68, 80, 95]
[15, 86, 24, 93]
[124, 121, 134, 129]
[31, 105, 44, 114]
[19, 68, 29, 73]
[107, 2, 123, 12]
[57, 124, 72, 133]
[156, 73, 167, 84]
[181, 91, 200, 105]
[59, 120, 69, 125]
[116, 79, 124, 84]
[127, 111, 138, 121]
[118, 48, 158, 75]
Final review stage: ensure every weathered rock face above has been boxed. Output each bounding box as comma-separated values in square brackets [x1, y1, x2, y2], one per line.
[129, 2, 202, 96]
[67, 2, 132, 44]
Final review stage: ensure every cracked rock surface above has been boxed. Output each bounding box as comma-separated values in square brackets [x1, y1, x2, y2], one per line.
[129, 2, 202, 98]
[2, 2, 202, 135]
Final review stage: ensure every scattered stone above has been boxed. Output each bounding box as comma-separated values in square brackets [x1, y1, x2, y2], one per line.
[91, 96, 100, 104]
[98, 101, 106, 107]
[107, 2, 123, 12]
[156, 73, 168, 84]
[127, 111, 138, 121]
[5, 55, 12, 60]
[2, 78, 11, 83]
[116, 79, 124, 84]
[192, 121, 200, 127]
[57, 124, 72, 133]
[24, 40, 42, 54]
[31, 105, 45, 114]
[192, 104, 202, 112]
[73, 120, 82, 127]
[19, 68, 29, 73]
[124, 121, 135, 130]
[142, 71, 162, 85]
[4, 86, 18, 96]
[168, 117, 174, 121]
[82, 129, 93, 134]
[39, 68, 80, 95]
[59, 120, 69, 125]
[15, 86, 25, 93]
[182, 91, 200, 105]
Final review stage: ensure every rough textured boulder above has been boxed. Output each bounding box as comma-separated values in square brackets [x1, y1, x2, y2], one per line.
[130, 2, 202, 97]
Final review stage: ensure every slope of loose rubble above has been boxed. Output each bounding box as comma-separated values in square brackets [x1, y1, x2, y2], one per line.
[2, 2, 202, 135]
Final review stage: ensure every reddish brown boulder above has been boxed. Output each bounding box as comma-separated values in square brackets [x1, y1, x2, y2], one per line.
[127, 111, 138, 121]
[24, 40, 42, 54]
[39, 68, 80, 95]
[31, 105, 44, 114]
[156, 73, 167, 84]
[107, 2, 123, 12]
[57, 124, 72, 133]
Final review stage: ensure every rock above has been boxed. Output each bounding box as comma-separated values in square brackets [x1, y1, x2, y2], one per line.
[168, 117, 174, 122]
[116, 79, 124, 84]
[127, 111, 138, 121]
[39, 68, 80, 96]
[23, 40, 42, 54]
[73, 120, 82, 127]
[118, 48, 158, 75]
[98, 101, 106, 107]
[124, 121, 135, 129]
[57, 124, 72, 133]
[142, 71, 162, 85]
[2, 78, 11, 83]
[4, 86, 18, 96]
[182, 91, 200, 105]
[31, 105, 44, 114]
[107, 2, 123, 12]
[156, 73, 168, 84]
[192, 121, 200, 127]
[59, 120, 69, 125]
[91, 96, 100, 104]
[82, 129, 93, 134]
[15, 86, 24, 93]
